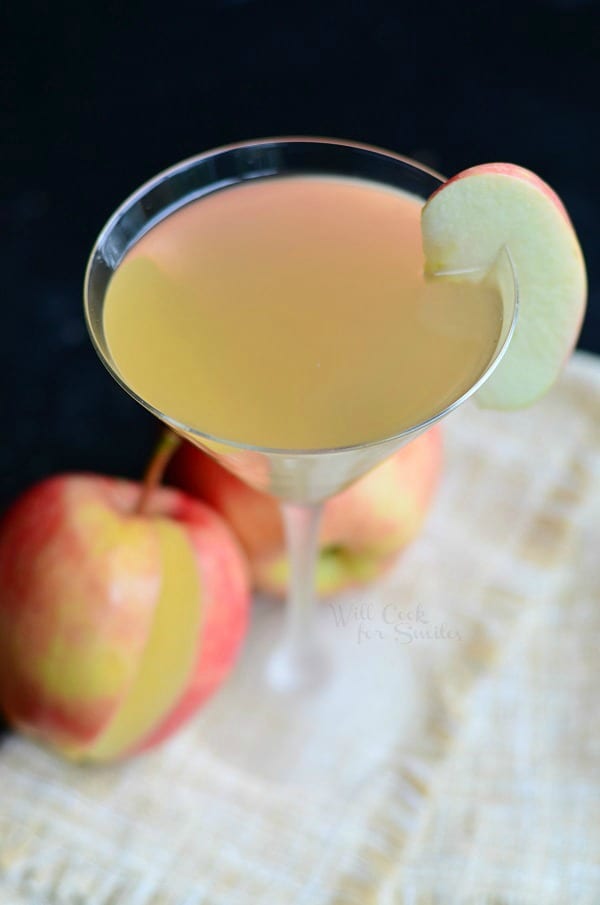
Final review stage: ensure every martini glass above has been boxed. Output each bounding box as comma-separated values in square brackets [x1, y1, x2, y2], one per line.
[84, 138, 518, 693]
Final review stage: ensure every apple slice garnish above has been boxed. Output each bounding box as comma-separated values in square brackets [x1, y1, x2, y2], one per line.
[421, 163, 587, 409]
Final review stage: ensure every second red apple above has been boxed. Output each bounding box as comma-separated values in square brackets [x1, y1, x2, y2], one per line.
[170, 428, 443, 597]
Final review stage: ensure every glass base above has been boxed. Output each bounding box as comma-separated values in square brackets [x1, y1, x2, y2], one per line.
[266, 635, 331, 694]
[195, 592, 424, 786]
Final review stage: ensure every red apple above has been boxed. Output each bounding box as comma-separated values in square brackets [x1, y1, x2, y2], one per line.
[170, 427, 443, 597]
[0, 474, 249, 761]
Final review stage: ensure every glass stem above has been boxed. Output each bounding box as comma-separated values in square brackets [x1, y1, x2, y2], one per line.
[266, 501, 329, 691]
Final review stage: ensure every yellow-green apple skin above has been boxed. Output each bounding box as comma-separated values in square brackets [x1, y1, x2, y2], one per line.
[170, 427, 443, 597]
[0, 475, 249, 760]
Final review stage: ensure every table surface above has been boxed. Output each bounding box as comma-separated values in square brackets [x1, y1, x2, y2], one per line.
[1, 353, 598, 904]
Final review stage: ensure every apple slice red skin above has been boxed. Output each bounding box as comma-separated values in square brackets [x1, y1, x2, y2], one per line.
[428, 164, 571, 224]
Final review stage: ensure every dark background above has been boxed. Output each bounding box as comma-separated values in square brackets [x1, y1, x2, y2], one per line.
[2, 0, 599, 510]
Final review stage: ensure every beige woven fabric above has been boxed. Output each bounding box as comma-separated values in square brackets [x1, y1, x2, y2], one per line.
[0, 352, 598, 905]
[379, 355, 600, 905]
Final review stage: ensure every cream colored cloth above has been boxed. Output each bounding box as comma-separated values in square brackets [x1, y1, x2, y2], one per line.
[1, 353, 598, 904]
[379, 355, 600, 905]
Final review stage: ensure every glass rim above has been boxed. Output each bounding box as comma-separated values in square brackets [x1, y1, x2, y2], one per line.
[84, 136, 519, 458]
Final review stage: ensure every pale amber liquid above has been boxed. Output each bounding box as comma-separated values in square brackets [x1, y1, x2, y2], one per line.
[104, 176, 503, 449]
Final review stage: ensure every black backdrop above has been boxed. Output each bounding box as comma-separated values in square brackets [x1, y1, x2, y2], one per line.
[3, 0, 598, 509]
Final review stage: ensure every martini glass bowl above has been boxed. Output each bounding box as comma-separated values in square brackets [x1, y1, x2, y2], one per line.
[84, 138, 518, 693]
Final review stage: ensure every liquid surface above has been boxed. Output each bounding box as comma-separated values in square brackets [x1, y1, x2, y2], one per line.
[104, 176, 503, 449]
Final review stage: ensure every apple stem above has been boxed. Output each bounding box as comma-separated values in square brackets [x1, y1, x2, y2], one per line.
[135, 429, 182, 516]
